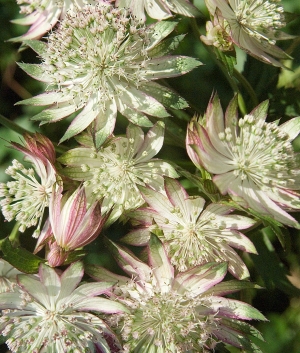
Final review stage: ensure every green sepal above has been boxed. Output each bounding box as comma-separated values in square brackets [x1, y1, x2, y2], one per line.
[147, 34, 186, 57]
[64, 250, 86, 265]
[23, 40, 47, 56]
[0, 238, 45, 274]
[17, 62, 45, 81]
[141, 82, 189, 110]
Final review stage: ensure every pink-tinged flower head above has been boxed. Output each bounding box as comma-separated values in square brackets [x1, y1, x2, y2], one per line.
[123, 177, 256, 278]
[87, 235, 266, 353]
[116, 0, 200, 22]
[59, 122, 178, 224]
[35, 186, 108, 266]
[18, 4, 201, 146]
[0, 261, 127, 353]
[187, 94, 300, 228]
[0, 133, 58, 237]
[204, 0, 294, 67]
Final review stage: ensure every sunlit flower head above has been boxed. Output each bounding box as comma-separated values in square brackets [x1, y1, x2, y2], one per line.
[124, 177, 256, 278]
[34, 186, 108, 267]
[59, 122, 178, 223]
[87, 235, 266, 353]
[19, 4, 201, 146]
[0, 133, 58, 237]
[204, 0, 294, 67]
[0, 261, 127, 353]
[187, 94, 300, 228]
[0, 259, 23, 293]
[116, 0, 200, 22]
[12, 0, 104, 41]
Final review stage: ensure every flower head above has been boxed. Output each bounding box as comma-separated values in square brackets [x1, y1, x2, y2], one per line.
[19, 4, 201, 146]
[204, 0, 294, 67]
[124, 177, 256, 278]
[0, 259, 23, 293]
[87, 235, 266, 353]
[59, 122, 178, 223]
[35, 186, 108, 267]
[0, 133, 58, 237]
[116, 0, 200, 22]
[187, 94, 300, 228]
[0, 261, 127, 353]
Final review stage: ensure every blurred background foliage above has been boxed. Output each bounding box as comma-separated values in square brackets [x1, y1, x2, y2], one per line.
[0, 1, 300, 353]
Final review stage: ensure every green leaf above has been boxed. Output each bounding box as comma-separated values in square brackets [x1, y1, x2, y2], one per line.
[249, 230, 300, 297]
[0, 238, 45, 274]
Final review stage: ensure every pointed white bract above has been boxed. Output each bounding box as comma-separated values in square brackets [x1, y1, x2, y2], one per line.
[0, 262, 127, 353]
[0, 133, 58, 237]
[203, 0, 293, 67]
[116, 0, 200, 22]
[0, 259, 23, 293]
[59, 122, 178, 223]
[87, 236, 266, 353]
[18, 4, 201, 146]
[124, 177, 256, 278]
[187, 94, 300, 228]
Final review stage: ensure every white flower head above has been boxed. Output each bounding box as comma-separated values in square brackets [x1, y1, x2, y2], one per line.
[186, 94, 300, 228]
[204, 0, 294, 67]
[18, 4, 201, 147]
[116, 0, 200, 22]
[0, 133, 58, 237]
[124, 177, 257, 278]
[0, 261, 127, 353]
[59, 122, 178, 224]
[87, 236, 266, 353]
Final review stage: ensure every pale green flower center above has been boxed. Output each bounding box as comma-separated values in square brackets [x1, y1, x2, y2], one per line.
[234, 0, 285, 43]
[116, 290, 218, 352]
[44, 5, 150, 111]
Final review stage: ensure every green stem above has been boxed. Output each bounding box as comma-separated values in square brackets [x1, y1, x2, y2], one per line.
[233, 69, 259, 107]
[8, 221, 21, 247]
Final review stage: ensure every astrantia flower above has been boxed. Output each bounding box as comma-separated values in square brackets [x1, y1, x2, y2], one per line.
[123, 177, 256, 278]
[12, 0, 101, 41]
[0, 261, 127, 353]
[116, 0, 200, 22]
[0, 259, 22, 293]
[86, 235, 266, 353]
[59, 122, 178, 223]
[0, 133, 58, 237]
[35, 186, 108, 267]
[186, 94, 300, 228]
[204, 0, 293, 67]
[18, 4, 201, 146]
